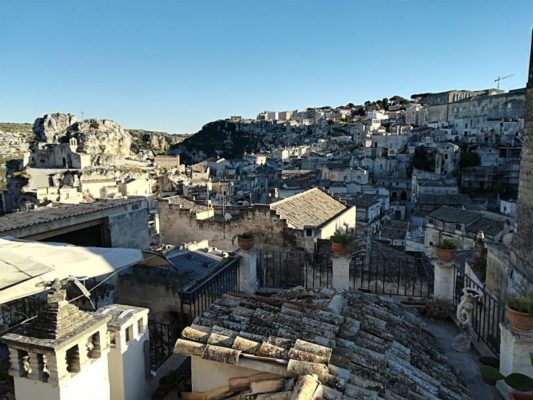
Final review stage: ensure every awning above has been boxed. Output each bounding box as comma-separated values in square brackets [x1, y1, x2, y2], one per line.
[0, 238, 143, 304]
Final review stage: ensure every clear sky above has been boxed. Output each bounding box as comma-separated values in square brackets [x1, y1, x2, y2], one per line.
[0, 0, 531, 134]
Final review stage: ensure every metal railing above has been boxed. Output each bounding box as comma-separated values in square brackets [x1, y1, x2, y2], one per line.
[0, 295, 46, 328]
[352, 252, 434, 297]
[148, 320, 177, 369]
[179, 257, 240, 321]
[454, 269, 504, 355]
[257, 249, 433, 298]
[257, 251, 332, 289]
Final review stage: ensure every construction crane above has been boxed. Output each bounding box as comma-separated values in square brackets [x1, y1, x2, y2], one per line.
[494, 74, 514, 89]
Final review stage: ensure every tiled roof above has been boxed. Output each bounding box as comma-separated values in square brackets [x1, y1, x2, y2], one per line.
[270, 188, 348, 230]
[418, 194, 471, 205]
[167, 196, 209, 213]
[351, 194, 380, 208]
[429, 206, 479, 224]
[0, 198, 143, 233]
[175, 289, 471, 400]
[466, 217, 505, 237]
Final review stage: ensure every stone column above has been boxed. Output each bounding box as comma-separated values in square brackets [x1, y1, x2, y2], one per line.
[238, 249, 258, 294]
[433, 260, 456, 301]
[498, 323, 533, 397]
[331, 256, 350, 291]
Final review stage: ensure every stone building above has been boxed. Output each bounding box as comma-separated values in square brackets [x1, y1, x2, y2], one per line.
[158, 188, 356, 252]
[26, 139, 91, 169]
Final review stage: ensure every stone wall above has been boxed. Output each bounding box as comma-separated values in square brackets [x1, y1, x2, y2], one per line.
[158, 201, 301, 252]
[108, 202, 150, 249]
[510, 32, 533, 285]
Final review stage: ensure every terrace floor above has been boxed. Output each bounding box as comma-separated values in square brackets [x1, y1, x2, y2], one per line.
[425, 319, 501, 400]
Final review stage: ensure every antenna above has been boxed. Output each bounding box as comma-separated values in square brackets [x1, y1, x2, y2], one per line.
[81, 110, 85, 120]
[494, 74, 514, 89]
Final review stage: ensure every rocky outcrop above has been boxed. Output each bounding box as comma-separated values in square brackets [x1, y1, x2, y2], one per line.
[66, 119, 132, 164]
[33, 113, 76, 143]
[129, 129, 186, 156]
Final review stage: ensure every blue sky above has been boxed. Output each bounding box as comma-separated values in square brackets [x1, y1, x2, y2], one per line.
[0, 0, 531, 134]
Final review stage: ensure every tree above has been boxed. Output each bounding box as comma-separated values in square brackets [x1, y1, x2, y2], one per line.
[382, 98, 389, 110]
[412, 146, 434, 171]
[460, 152, 481, 168]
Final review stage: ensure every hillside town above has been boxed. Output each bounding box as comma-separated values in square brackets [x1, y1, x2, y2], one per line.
[0, 7, 532, 400]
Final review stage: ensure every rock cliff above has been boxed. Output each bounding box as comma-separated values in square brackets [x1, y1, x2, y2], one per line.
[129, 129, 186, 156]
[33, 113, 76, 143]
[65, 118, 132, 164]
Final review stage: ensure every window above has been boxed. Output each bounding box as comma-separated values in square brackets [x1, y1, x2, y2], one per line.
[110, 331, 117, 347]
[17, 350, 30, 378]
[125, 325, 133, 344]
[87, 332, 101, 359]
[66, 345, 80, 373]
[455, 224, 462, 230]
[305, 229, 312, 237]
[37, 354, 49, 383]
[137, 318, 145, 336]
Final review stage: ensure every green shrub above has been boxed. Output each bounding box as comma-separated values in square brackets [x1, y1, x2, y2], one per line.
[437, 239, 457, 250]
[331, 231, 352, 247]
[507, 292, 533, 315]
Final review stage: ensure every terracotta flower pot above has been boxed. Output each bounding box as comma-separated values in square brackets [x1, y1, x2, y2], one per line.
[331, 241, 347, 257]
[237, 236, 255, 251]
[435, 248, 456, 262]
[506, 306, 533, 332]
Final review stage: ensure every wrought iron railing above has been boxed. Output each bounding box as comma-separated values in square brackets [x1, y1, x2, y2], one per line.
[0, 295, 46, 328]
[257, 251, 332, 289]
[257, 249, 433, 298]
[148, 320, 177, 369]
[453, 270, 504, 355]
[179, 256, 240, 321]
[353, 252, 434, 297]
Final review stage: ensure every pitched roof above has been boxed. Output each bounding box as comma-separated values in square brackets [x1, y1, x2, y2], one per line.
[175, 289, 471, 400]
[418, 194, 472, 205]
[270, 188, 348, 230]
[351, 194, 380, 208]
[429, 206, 480, 224]
[167, 196, 209, 213]
[466, 217, 505, 238]
[0, 198, 143, 233]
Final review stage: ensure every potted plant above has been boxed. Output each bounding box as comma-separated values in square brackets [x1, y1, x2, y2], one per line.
[435, 239, 458, 261]
[233, 232, 255, 250]
[331, 231, 351, 257]
[479, 356, 500, 385]
[480, 352, 533, 399]
[506, 292, 533, 332]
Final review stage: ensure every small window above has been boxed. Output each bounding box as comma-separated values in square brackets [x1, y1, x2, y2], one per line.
[66, 345, 80, 373]
[305, 229, 312, 237]
[455, 224, 462, 230]
[125, 325, 133, 344]
[137, 318, 145, 336]
[87, 332, 101, 359]
[110, 331, 117, 348]
[37, 354, 49, 383]
[17, 350, 30, 378]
